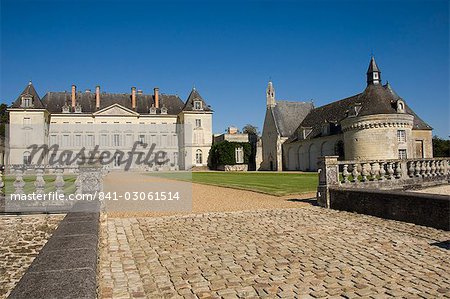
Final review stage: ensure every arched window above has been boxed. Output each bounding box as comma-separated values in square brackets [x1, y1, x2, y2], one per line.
[195, 149, 203, 165]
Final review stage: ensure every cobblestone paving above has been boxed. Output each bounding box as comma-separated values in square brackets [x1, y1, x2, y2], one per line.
[99, 207, 450, 298]
[0, 214, 64, 299]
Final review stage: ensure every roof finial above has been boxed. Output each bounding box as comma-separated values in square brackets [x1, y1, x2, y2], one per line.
[28, 80, 32, 85]
[192, 83, 196, 91]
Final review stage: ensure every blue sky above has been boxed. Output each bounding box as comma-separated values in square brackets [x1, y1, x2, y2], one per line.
[1, 0, 448, 137]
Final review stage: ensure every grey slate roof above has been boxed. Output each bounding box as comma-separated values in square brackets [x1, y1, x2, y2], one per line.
[11, 82, 45, 109]
[293, 83, 431, 141]
[182, 88, 212, 112]
[40, 92, 185, 115]
[272, 101, 314, 137]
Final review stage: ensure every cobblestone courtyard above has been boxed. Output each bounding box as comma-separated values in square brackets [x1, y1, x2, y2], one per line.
[99, 206, 450, 298]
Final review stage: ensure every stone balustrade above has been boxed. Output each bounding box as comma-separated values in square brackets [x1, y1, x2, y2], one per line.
[1, 164, 103, 213]
[317, 156, 450, 208]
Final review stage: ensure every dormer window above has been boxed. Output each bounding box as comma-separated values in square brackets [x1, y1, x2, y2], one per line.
[347, 103, 362, 117]
[75, 103, 82, 113]
[150, 106, 157, 114]
[161, 106, 168, 114]
[193, 100, 202, 110]
[21, 96, 32, 108]
[396, 99, 405, 113]
[298, 127, 312, 140]
[62, 104, 70, 113]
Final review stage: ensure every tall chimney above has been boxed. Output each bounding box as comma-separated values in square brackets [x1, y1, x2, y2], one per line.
[131, 87, 136, 109]
[95, 85, 101, 109]
[71, 84, 76, 108]
[154, 87, 159, 108]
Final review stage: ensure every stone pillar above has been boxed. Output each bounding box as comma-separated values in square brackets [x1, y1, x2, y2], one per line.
[317, 156, 339, 208]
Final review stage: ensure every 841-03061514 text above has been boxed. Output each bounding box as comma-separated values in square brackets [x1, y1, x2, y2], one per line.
[97, 191, 181, 201]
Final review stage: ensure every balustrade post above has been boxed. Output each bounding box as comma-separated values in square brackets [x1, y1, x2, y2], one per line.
[407, 161, 415, 178]
[54, 168, 65, 195]
[342, 164, 350, 183]
[34, 167, 46, 194]
[361, 163, 369, 182]
[0, 166, 4, 197]
[387, 162, 394, 180]
[370, 162, 379, 181]
[13, 168, 26, 194]
[352, 163, 359, 183]
[379, 162, 386, 181]
[395, 162, 402, 179]
[317, 156, 339, 208]
[420, 161, 427, 177]
[415, 161, 422, 177]
[430, 161, 436, 176]
[425, 161, 431, 177]
[436, 160, 443, 175]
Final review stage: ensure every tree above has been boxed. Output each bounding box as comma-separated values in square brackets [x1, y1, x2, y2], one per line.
[432, 136, 450, 157]
[0, 103, 8, 139]
[242, 124, 258, 135]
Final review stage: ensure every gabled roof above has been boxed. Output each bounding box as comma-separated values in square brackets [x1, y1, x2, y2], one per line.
[182, 88, 213, 112]
[293, 83, 431, 141]
[272, 101, 314, 137]
[11, 82, 45, 109]
[40, 91, 185, 115]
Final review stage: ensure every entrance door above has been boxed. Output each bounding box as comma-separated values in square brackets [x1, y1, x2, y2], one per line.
[415, 140, 424, 158]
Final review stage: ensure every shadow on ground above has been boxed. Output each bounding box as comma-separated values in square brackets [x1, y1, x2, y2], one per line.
[286, 198, 318, 206]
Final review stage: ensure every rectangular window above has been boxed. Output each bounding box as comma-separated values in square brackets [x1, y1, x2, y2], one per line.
[235, 147, 244, 164]
[397, 130, 406, 143]
[49, 135, 58, 145]
[194, 101, 202, 110]
[195, 119, 201, 128]
[100, 134, 108, 146]
[23, 117, 31, 126]
[74, 135, 82, 146]
[398, 149, 407, 159]
[86, 135, 94, 147]
[113, 134, 120, 146]
[62, 135, 70, 147]
[138, 134, 145, 145]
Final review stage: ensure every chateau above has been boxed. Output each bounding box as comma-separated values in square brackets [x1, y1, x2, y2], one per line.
[261, 57, 433, 171]
[7, 84, 213, 170]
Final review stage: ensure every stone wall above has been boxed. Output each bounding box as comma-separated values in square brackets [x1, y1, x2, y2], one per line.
[328, 187, 450, 231]
[217, 164, 248, 171]
[412, 129, 433, 158]
[9, 208, 100, 298]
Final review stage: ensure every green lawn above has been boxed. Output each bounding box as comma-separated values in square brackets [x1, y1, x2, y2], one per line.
[3, 175, 76, 195]
[149, 172, 318, 196]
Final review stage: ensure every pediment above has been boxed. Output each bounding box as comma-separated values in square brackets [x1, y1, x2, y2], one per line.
[93, 104, 139, 116]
